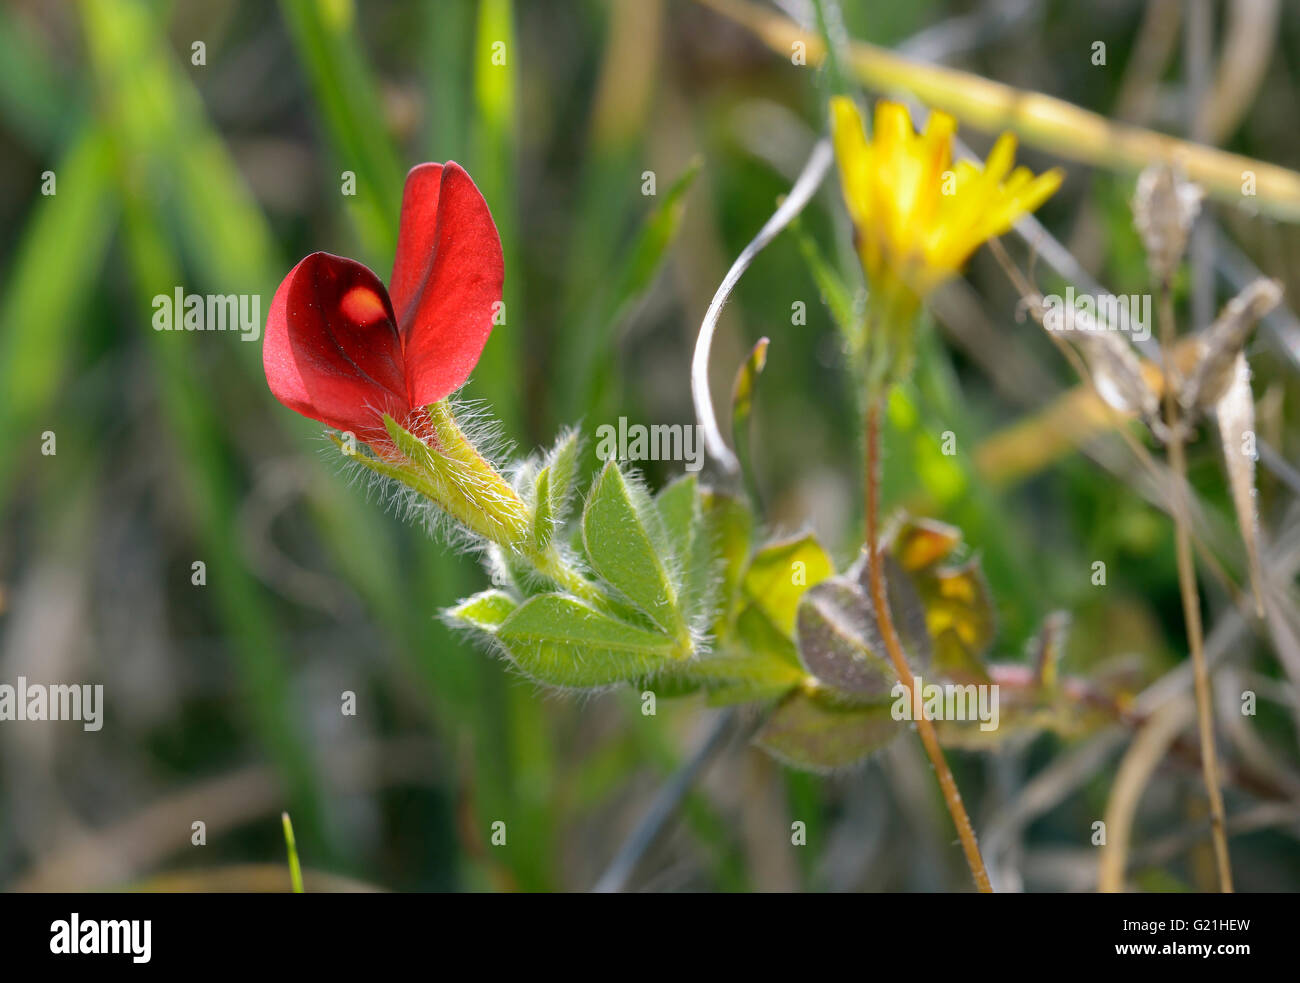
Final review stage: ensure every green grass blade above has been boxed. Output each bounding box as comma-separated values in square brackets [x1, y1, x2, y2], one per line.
[0, 123, 116, 501]
[279, 0, 406, 261]
[282, 812, 305, 893]
[464, 0, 522, 433]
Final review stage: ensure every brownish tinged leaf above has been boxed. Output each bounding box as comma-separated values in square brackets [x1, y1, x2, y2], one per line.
[794, 578, 893, 697]
[754, 689, 900, 772]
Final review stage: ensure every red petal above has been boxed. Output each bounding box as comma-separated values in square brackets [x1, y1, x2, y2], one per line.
[390, 162, 504, 406]
[389, 162, 443, 326]
[263, 252, 410, 442]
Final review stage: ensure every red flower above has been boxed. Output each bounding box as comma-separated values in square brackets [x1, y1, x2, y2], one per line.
[263, 162, 504, 447]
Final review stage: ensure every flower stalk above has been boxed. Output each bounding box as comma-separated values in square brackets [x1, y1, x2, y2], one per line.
[864, 391, 993, 893]
[829, 95, 1059, 892]
[1155, 284, 1234, 892]
[376, 402, 607, 608]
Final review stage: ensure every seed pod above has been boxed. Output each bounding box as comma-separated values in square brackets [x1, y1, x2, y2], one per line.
[1076, 329, 1160, 422]
[1180, 278, 1283, 415]
[1215, 353, 1266, 616]
[1133, 165, 1203, 284]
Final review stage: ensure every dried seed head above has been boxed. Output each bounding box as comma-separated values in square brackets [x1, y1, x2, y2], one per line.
[1133, 165, 1204, 283]
[1076, 329, 1160, 423]
[1215, 352, 1266, 616]
[1180, 278, 1283, 414]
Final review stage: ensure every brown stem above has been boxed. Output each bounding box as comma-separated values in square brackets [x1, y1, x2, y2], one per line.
[865, 396, 993, 892]
[1157, 286, 1234, 892]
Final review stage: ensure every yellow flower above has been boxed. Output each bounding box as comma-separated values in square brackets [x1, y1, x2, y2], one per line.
[830, 96, 1063, 311]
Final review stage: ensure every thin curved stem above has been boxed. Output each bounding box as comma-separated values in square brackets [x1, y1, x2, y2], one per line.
[865, 396, 992, 893]
[592, 710, 738, 893]
[1098, 698, 1196, 892]
[691, 139, 833, 472]
[1157, 286, 1234, 892]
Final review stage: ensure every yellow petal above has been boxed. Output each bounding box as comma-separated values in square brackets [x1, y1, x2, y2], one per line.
[873, 101, 913, 156]
[915, 110, 956, 224]
[983, 132, 1017, 185]
[828, 95, 1062, 303]
[830, 97, 872, 227]
[1012, 167, 1065, 215]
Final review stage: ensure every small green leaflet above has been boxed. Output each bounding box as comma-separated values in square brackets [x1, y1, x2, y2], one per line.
[582, 462, 684, 637]
[532, 465, 554, 548]
[496, 594, 679, 687]
[741, 532, 835, 638]
[446, 589, 518, 633]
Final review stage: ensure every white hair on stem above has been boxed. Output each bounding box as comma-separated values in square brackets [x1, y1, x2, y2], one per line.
[322, 390, 525, 556]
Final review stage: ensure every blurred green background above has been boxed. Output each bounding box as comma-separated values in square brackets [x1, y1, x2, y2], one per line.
[2, 0, 1299, 892]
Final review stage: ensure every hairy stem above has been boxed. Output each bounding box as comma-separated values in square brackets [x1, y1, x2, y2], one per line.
[1157, 286, 1233, 892]
[422, 403, 609, 608]
[865, 396, 992, 892]
[526, 544, 606, 607]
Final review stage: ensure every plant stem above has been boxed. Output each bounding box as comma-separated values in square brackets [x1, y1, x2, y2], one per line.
[592, 709, 739, 892]
[864, 395, 992, 892]
[527, 544, 606, 607]
[1156, 287, 1234, 892]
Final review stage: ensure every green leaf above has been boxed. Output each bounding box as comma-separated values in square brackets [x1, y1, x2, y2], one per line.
[603, 157, 702, 324]
[731, 337, 769, 511]
[582, 462, 683, 636]
[497, 594, 678, 687]
[654, 475, 717, 622]
[532, 466, 554, 548]
[652, 645, 804, 706]
[754, 690, 900, 772]
[642, 671, 704, 700]
[655, 474, 699, 544]
[700, 489, 755, 631]
[741, 532, 835, 638]
[697, 652, 804, 706]
[789, 213, 859, 343]
[446, 589, 519, 634]
[734, 603, 802, 668]
[544, 427, 581, 521]
[795, 578, 893, 698]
